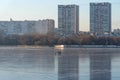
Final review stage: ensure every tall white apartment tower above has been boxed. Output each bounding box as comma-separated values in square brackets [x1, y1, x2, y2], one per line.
[90, 2, 111, 35]
[58, 5, 79, 36]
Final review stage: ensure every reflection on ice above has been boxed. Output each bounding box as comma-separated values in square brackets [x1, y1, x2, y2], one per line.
[0, 47, 119, 80]
[57, 49, 79, 80]
[90, 53, 111, 80]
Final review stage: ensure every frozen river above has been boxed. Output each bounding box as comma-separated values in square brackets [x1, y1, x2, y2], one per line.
[0, 47, 120, 80]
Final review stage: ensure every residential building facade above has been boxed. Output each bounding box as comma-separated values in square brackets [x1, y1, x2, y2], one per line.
[90, 2, 111, 35]
[0, 19, 54, 35]
[58, 5, 79, 36]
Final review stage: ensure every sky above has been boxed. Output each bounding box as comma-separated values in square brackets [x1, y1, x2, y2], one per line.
[0, 0, 120, 31]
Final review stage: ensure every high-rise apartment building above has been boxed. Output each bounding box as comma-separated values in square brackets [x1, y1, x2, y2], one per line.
[58, 5, 79, 36]
[90, 2, 111, 35]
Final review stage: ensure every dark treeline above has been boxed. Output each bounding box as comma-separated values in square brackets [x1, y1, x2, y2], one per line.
[0, 34, 120, 46]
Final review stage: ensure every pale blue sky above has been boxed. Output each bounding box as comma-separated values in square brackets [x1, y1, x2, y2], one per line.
[0, 0, 120, 31]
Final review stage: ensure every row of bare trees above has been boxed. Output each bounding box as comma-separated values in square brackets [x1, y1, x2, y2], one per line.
[0, 34, 120, 45]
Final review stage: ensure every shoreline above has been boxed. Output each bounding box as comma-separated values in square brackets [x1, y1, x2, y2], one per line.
[0, 45, 120, 48]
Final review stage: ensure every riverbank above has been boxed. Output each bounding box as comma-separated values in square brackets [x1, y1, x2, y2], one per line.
[0, 45, 120, 49]
[0, 45, 52, 50]
[64, 45, 120, 48]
